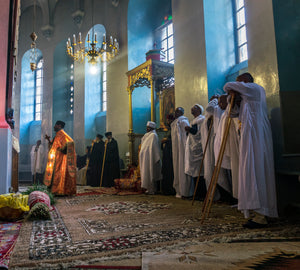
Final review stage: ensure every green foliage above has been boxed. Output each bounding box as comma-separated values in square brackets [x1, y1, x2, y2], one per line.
[26, 202, 51, 221]
[21, 184, 56, 205]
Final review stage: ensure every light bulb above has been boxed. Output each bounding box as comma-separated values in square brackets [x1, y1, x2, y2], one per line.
[89, 65, 98, 75]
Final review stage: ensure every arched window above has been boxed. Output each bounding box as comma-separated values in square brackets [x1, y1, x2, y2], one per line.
[34, 58, 43, 120]
[85, 24, 107, 139]
[102, 57, 107, 112]
[158, 17, 174, 64]
[234, 0, 248, 63]
[20, 48, 43, 145]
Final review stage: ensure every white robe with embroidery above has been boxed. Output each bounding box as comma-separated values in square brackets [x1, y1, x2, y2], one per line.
[30, 144, 45, 174]
[139, 130, 162, 193]
[185, 114, 205, 177]
[224, 81, 278, 217]
[171, 115, 190, 196]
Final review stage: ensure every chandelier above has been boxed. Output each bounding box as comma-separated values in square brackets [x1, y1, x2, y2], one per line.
[66, 31, 119, 64]
[30, 0, 37, 72]
[66, 0, 119, 64]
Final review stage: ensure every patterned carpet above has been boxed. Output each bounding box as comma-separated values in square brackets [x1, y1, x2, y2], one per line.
[8, 193, 300, 269]
[0, 221, 22, 269]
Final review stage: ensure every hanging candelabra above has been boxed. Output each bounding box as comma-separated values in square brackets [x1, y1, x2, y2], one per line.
[66, 32, 119, 64]
[66, 0, 119, 64]
[29, 0, 37, 72]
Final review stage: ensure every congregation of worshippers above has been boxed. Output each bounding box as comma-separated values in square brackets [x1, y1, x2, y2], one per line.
[33, 72, 278, 229]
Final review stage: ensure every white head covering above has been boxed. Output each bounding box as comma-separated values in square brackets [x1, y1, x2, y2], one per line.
[146, 121, 156, 129]
[194, 104, 204, 114]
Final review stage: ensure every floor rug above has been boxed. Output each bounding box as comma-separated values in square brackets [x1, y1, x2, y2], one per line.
[70, 266, 141, 269]
[77, 187, 119, 196]
[82, 187, 144, 196]
[9, 194, 300, 269]
[142, 242, 300, 270]
[0, 221, 22, 269]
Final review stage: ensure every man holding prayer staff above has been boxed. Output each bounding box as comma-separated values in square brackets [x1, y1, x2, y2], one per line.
[224, 72, 278, 228]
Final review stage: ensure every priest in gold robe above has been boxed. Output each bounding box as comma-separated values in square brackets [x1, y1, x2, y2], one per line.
[44, 120, 77, 195]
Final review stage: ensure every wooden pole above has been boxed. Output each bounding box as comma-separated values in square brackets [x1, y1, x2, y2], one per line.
[33, 150, 37, 185]
[192, 117, 213, 205]
[150, 80, 155, 122]
[84, 141, 94, 181]
[100, 140, 108, 187]
[201, 93, 235, 223]
[127, 87, 134, 165]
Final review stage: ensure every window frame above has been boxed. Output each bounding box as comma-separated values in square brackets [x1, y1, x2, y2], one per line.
[102, 54, 107, 112]
[157, 20, 174, 64]
[34, 58, 43, 121]
[233, 0, 248, 63]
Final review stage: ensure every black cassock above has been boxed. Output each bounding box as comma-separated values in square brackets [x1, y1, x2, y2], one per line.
[86, 141, 105, 187]
[102, 138, 120, 187]
[161, 133, 176, 195]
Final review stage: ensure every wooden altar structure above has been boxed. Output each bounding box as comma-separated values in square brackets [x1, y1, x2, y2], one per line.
[126, 59, 174, 164]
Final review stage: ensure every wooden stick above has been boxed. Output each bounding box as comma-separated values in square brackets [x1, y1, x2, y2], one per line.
[100, 140, 108, 187]
[202, 116, 232, 221]
[192, 117, 213, 205]
[33, 150, 37, 185]
[85, 141, 95, 181]
[201, 115, 230, 213]
[201, 93, 235, 223]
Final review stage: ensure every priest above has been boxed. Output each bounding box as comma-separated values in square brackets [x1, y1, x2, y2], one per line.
[30, 139, 45, 184]
[86, 134, 105, 187]
[44, 120, 77, 195]
[102, 132, 120, 187]
[139, 121, 162, 194]
[171, 107, 190, 198]
[184, 104, 205, 198]
[224, 72, 278, 228]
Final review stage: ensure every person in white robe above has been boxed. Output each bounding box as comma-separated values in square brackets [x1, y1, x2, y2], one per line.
[201, 96, 228, 200]
[30, 140, 45, 184]
[213, 94, 239, 198]
[171, 107, 190, 198]
[184, 104, 205, 198]
[224, 72, 278, 228]
[200, 104, 216, 196]
[139, 121, 162, 194]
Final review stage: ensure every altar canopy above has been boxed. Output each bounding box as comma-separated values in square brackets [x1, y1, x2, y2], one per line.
[126, 59, 174, 164]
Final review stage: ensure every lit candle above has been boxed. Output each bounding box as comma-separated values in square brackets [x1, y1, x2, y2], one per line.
[68, 38, 71, 45]
[79, 32, 82, 43]
[103, 33, 106, 43]
[73, 34, 76, 44]
[110, 36, 113, 45]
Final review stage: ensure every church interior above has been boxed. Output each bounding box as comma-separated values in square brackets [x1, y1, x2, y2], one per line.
[0, 0, 299, 269]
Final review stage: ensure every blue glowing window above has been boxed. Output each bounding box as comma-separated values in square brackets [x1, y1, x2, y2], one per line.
[235, 0, 248, 63]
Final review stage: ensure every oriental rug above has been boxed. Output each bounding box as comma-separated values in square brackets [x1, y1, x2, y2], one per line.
[0, 221, 22, 269]
[141, 242, 300, 270]
[9, 194, 300, 269]
[77, 187, 144, 196]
